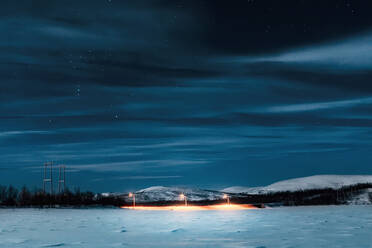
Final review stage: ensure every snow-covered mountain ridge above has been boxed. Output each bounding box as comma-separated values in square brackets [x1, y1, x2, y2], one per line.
[222, 175, 372, 194]
[111, 175, 372, 204]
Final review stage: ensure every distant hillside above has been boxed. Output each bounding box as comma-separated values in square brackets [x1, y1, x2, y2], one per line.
[223, 175, 372, 194]
[125, 186, 223, 203]
[116, 175, 372, 206]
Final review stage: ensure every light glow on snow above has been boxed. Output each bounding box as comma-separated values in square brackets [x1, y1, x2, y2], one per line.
[120, 204, 258, 211]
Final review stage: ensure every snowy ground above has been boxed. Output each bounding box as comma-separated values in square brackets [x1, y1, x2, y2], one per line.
[1, 206, 372, 248]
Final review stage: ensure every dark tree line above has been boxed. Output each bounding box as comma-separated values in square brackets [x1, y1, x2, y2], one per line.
[1, 183, 371, 208]
[0, 185, 126, 207]
[229, 183, 372, 206]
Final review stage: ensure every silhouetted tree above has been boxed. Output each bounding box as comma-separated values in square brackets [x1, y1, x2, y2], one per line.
[4, 185, 18, 206]
[0, 185, 6, 204]
[18, 185, 32, 206]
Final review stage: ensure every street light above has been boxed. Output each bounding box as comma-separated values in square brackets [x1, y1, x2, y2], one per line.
[223, 194, 230, 205]
[179, 193, 187, 206]
[128, 192, 136, 208]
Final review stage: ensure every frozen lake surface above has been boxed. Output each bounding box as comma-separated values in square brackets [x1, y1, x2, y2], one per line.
[1, 206, 371, 248]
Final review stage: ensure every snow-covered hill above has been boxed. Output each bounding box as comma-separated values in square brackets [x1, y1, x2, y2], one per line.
[127, 186, 224, 203]
[110, 175, 372, 204]
[223, 175, 372, 194]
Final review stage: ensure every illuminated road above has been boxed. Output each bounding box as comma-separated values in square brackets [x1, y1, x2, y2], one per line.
[120, 203, 258, 211]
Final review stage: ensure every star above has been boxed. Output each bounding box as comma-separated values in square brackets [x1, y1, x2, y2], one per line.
[76, 85, 81, 97]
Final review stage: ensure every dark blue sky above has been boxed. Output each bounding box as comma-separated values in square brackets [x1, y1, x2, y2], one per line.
[1, 0, 372, 192]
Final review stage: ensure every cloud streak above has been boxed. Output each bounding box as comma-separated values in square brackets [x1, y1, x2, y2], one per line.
[260, 96, 372, 113]
[92, 175, 182, 182]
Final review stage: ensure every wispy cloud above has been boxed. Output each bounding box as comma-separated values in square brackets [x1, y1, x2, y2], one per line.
[92, 175, 182, 182]
[259, 96, 372, 113]
[45, 159, 210, 172]
[285, 147, 350, 154]
[231, 32, 372, 70]
[0, 130, 50, 137]
[265, 34, 372, 69]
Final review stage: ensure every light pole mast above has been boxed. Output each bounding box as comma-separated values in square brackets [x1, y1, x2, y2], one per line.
[180, 193, 187, 206]
[129, 193, 136, 208]
[223, 194, 230, 205]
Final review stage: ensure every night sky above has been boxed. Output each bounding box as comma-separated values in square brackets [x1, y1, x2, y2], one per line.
[2, 0, 372, 192]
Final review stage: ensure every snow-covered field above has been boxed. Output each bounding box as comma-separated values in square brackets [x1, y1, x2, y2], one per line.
[1, 206, 372, 248]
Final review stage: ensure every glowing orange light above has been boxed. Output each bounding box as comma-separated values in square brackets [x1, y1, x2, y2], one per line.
[222, 194, 230, 204]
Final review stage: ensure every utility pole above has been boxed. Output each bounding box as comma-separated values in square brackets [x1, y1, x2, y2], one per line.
[43, 162, 53, 195]
[58, 165, 66, 194]
[50, 161, 53, 195]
